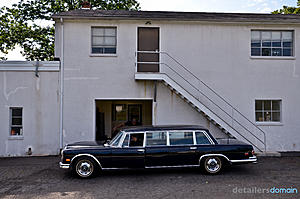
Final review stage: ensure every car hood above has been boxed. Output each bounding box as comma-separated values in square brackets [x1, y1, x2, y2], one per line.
[216, 138, 249, 145]
[66, 140, 107, 148]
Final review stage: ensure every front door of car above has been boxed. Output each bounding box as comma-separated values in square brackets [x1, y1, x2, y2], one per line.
[110, 133, 145, 168]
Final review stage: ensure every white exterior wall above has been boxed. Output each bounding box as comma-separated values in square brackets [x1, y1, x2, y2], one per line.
[55, 19, 300, 152]
[0, 70, 60, 156]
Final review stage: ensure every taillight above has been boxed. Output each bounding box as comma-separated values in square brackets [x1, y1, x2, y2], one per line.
[252, 150, 255, 155]
[244, 152, 249, 156]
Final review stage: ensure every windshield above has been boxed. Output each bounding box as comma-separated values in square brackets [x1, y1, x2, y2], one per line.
[109, 131, 123, 146]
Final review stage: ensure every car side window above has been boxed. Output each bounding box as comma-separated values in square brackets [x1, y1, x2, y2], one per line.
[129, 133, 144, 147]
[146, 131, 167, 146]
[111, 132, 122, 147]
[169, 131, 193, 145]
[122, 134, 129, 147]
[195, 131, 211, 145]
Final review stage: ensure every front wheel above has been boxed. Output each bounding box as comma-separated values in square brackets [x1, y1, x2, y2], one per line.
[74, 158, 96, 178]
[203, 156, 222, 174]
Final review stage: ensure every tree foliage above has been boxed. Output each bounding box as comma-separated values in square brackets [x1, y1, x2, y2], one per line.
[272, 0, 300, 14]
[0, 0, 140, 60]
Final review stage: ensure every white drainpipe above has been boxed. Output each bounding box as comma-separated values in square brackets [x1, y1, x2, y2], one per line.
[59, 17, 64, 149]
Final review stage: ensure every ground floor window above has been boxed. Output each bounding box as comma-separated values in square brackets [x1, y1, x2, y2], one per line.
[10, 107, 23, 136]
[255, 100, 281, 122]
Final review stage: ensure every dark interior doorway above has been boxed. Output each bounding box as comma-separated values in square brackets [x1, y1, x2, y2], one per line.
[137, 27, 160, 72]
[95, 107, 106, 141]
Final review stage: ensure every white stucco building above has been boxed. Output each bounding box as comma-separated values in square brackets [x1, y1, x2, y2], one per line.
[1, 10, 300, 156]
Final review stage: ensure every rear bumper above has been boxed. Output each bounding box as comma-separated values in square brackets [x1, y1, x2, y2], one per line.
[230, 156, 257, 164]
[59, 162, 70, 169]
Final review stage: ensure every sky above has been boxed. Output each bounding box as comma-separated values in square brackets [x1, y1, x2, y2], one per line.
[0, 0, 297, 60]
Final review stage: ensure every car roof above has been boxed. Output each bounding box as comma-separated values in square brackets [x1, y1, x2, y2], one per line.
[121, 125, 208, 132]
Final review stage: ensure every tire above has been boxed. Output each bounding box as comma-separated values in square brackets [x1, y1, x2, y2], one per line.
[202, 156, 222, 174]
[73, 157, 97, 178]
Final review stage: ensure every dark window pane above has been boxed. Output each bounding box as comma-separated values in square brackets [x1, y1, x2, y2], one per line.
[262, 40, 271, 47]
[272, 41, 281, 47]
[272, 48, 282, 56]
[283, 41, 292, 47]
[129, 133, 144, 147]
[251, 40, 261, 47]
[113, 104, 126, 121]
[264, 112, 271, 122]
[262, 48, 271, 56]
[272, 112, 280, 122]
[283, 48, 292, 56]
[122, 134, 129, 147]
[272, 101, 280, 111]
[92, 47, 104, 54]
[256, 112, 263, 122]
[12, 118, 22, 125]
[146, 132, 167, 146]
[11, 127, 22, 136]
[12, 108, 22, 116]
[251, 48, 261, 56]
[196, 132, 210, 144]
[264, 101, 271, 110]
[104, 48, 116, 54]
[255, 100, 263, 111]
[169, 132, 193, 145]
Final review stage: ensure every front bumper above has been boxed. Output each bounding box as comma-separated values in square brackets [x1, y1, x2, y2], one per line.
[59, 162, 70, 169]
[230, 156, 257, 164]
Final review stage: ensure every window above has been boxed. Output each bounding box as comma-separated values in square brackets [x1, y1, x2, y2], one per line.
[129, 133, 144, 147]
[91, 27, 116, 54]
[195, 132, 211, 145]
[169, 131, 194, 145]
[112, 104, 127, 122]
[251, 30, 293, 57]
[10, 107, 23, 136]
[110, 132, 122, 146]
[146, 132, 167, 146]
[255, 100, 281, 122]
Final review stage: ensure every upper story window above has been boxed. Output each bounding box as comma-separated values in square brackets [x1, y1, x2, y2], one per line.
[10, 107, 23, 136]
[91, 27, 116, 54]
[255, 100, 281, 122]
[251, 30, 293, 57]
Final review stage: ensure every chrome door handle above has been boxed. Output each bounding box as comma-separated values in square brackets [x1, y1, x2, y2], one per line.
[137, 149, 145, 152]
[190, 147, 197, 150]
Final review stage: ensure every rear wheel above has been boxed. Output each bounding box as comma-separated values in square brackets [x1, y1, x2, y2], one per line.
[203, 156, 222, 174]
[74, 157, 97, 178]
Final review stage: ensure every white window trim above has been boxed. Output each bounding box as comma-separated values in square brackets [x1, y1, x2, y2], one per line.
[254, 99, 283, 125]
[9, 107, 24, 138]
[90, 26, 118, 57]
[250, 29, 296, 59]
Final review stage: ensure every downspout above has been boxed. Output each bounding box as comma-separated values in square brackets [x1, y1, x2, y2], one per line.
[59, 17, 64, 150]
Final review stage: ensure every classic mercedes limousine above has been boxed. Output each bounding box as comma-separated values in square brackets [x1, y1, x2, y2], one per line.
[59, 125, 257, 178]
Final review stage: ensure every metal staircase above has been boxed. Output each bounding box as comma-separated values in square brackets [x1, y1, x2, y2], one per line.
[135, 51, 266, 152]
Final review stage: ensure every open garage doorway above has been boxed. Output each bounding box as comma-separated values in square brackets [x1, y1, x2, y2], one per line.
[95, 99, 153, 141]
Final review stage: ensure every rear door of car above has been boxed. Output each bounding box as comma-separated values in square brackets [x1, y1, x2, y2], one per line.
[145, 130, 199, 167]
[110, 132, 145, 168]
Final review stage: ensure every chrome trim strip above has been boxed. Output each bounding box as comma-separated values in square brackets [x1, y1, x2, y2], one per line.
[59, 162, 70, 169]
[70, 154, 103, 169]
[230, 156, 257, 163]
[199, 154, 230, 164]
[145, 165, 199, 169]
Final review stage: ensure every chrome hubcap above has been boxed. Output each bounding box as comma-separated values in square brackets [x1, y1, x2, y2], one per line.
[206, 158, 220, 172]
[76, 160, 93, 177]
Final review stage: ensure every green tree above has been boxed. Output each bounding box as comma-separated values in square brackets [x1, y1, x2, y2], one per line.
[272, 0, 300, 14]
[0, 0, 140, 60]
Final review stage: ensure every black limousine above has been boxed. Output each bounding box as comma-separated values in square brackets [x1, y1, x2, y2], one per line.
[59, 125, 257, 178]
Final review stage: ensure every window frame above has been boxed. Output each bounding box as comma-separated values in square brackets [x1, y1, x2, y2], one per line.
[255, 99, 282, 124]
[9, 107, 24, 138]
[90, 26, 117, 57]
[250, 29, 295, 59]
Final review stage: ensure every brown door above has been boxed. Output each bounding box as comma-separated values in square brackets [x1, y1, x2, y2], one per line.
[137, 27, 159, 72]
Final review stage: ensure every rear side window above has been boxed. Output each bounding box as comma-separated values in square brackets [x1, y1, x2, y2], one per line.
[169, 131, 193, 145]
[195, 132, 211, 144]
[146, 132, 167, 146]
